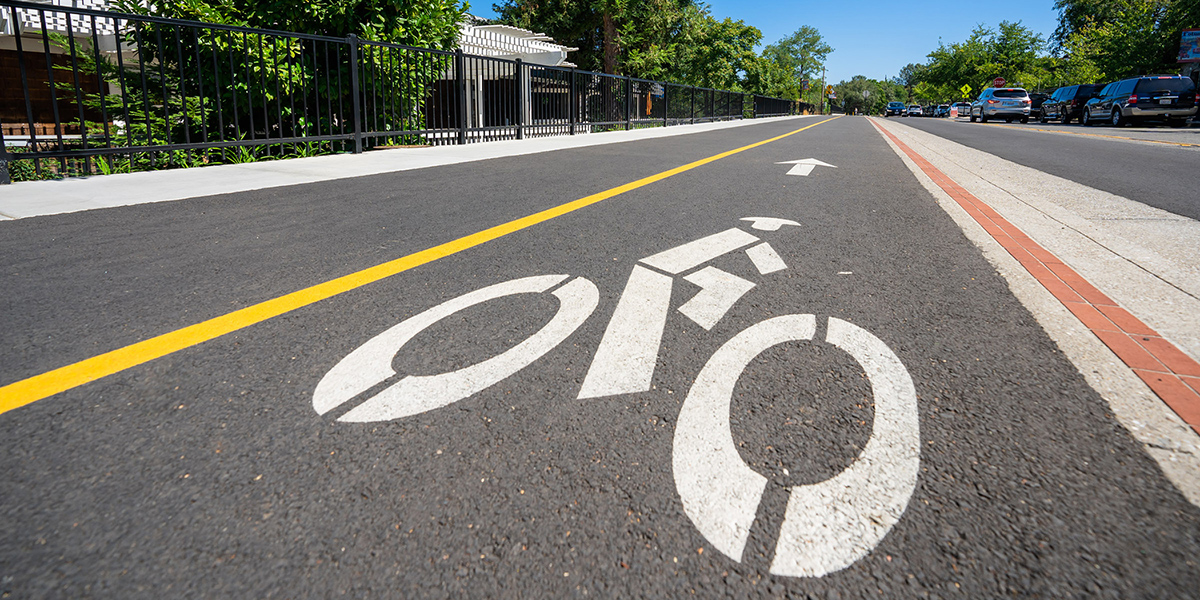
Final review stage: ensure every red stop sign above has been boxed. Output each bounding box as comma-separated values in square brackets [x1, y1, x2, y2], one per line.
[993, 77, 1006, 88]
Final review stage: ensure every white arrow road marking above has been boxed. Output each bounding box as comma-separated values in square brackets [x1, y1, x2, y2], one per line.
[678, 266, 756, 330]
[745, 243, 787, 275]
[577, 265, 674, 399]
[673, 315, 919, 577]
[313, 275, 598, 422]
[740, 217, 801, 232]
[776, 159, 837, 177]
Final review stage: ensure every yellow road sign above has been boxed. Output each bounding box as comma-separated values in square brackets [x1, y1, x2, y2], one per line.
[960, 84, 972, 96]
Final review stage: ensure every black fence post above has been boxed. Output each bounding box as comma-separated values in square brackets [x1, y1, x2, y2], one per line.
[0, 122, 9, 184]
[515, 59, 524, 140]
[0, 148, 10, 185]
[625, 77, 632, 131]
[569, 68, 577, 135]
[690, 87, 695, 124]
[455, 49, 467, 145]
[663, 84, 669, 128]
[347, 34, 363, 154]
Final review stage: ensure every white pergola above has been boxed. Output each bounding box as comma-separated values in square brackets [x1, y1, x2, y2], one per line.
[459, 21, 576, 68]
[455, 19, 576, 129]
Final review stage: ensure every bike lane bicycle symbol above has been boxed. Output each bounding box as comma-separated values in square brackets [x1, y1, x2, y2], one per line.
[312, 217, 920, 578]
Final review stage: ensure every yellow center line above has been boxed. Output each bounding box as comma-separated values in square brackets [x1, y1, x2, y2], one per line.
[0, 115, 843, 415]
[982, 122, 1200, 147]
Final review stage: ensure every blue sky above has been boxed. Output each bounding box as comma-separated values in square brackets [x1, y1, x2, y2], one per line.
[468, 0, 1061, 84]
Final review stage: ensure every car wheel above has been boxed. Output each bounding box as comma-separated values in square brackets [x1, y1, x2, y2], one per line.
[980, 112, 989, 123]
[1061, 111, 1071, 124]
[969, 112, 977, 123]
[1020, 116, 1029, 123]
[1111, 108, 1125, 127]
[1005, 118, 1013, 123]
[1082, 109, 1093, 126]
[1039, 111, 1048, 123]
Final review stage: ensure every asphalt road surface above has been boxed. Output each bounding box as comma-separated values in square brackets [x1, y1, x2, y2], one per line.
[893, 116, 1200, 221]
[2, 116, 1199, 598]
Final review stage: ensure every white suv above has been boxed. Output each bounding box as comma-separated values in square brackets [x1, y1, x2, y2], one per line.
[970, 88, 1031, 123]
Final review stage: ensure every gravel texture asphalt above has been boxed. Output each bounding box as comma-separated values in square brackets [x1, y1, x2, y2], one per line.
[2, 116, 1199, 598]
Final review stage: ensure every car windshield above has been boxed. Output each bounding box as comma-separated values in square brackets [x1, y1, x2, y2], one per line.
[993, 89, 1028, 98]
[1135, 78, 1196, 94]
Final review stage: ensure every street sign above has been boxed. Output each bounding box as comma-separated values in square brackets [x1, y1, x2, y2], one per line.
[801, 79, 810, 91]
[960, 83, 972, 96]
[825, 84, 834, 95]
[993, 77, 1006, 88]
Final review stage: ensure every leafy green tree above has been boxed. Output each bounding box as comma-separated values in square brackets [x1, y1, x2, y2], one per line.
[895, 62, 928, 100]
[920, 22, 1051, 95]
[495, 0, 698, 76]
[1057, 0, 1196, 81]
[112, 0, 468, 48]
[829, 76, 905, 114]
[670, 13, 762, 89]
[1052, 0, 1131, 48]
[760, 26, 833, 104]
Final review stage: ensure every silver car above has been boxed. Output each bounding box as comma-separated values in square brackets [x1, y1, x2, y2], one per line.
[970, 87, 1031, 123]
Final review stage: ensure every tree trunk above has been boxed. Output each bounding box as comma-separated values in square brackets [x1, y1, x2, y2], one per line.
[602, 10, 619, 75]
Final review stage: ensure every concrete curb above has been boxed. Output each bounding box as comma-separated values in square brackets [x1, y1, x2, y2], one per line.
[870, 116, 1200, 507]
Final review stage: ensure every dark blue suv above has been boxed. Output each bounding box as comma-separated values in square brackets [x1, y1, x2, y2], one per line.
[1082, 75, 1198, 127]
[885, 102, 905, 117]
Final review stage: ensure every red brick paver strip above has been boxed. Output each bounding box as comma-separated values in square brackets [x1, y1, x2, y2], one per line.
[871, 118, 1200, 433]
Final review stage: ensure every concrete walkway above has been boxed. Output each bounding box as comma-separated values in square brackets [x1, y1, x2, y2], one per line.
[0, 116, 813, 220]
[874, 116, 1200, 505]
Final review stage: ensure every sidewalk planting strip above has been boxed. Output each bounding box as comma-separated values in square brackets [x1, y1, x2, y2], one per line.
[871, 118, 1200, 436]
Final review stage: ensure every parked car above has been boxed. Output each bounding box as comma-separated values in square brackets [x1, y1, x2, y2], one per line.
[1082, 75, 1198, 127]
[1039, 84, 1100, 123]
[907, 105, 923, 117]
[1028, 92, 1050, 120]
[952, 102, 972, 117]
[885, 101, 905, 116]
[934, 104, 951, 117]
[970, 88, 1031, 123]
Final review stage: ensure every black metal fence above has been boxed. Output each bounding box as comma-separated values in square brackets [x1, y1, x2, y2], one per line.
[0, 0, 806, 183]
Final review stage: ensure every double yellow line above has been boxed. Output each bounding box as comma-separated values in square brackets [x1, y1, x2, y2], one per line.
[0, 116, 842, 415]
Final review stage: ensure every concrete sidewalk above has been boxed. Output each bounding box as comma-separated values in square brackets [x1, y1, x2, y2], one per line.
[0, 116, 813, 221]
[873, 116, 1200, 505]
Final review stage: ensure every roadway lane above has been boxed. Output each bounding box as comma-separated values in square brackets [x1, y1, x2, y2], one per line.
[2, 116, 1199, 598]
[894, 117, 1200, 221]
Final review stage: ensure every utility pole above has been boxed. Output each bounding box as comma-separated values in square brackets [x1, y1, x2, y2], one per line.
[821, 64, 826, 115]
